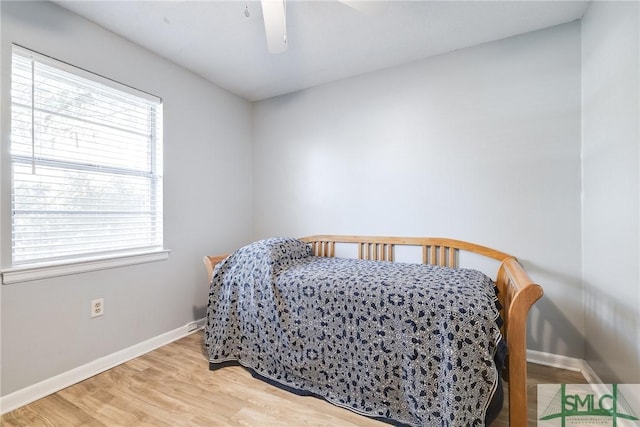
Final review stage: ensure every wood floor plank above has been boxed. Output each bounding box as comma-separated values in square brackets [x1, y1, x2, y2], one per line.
[1, 331, 587, 426]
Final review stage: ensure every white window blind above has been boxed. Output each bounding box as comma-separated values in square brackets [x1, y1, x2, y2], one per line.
[10, 46, 164, 266]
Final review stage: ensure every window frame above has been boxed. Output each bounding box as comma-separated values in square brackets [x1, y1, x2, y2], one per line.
[2, 45, 169, 284]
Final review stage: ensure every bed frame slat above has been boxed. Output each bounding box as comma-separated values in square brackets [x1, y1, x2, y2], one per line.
[448, 247, 456, 266]
[422, 245, 459, 268]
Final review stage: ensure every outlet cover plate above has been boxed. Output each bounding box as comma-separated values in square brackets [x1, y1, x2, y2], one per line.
[91, 298, 104, 318]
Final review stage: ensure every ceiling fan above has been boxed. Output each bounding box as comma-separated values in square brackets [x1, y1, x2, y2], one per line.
[260, 0, 288, 54]
[257, 0, 377, 54]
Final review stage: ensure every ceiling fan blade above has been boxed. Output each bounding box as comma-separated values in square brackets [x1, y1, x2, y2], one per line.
[261, 0, 288, 54]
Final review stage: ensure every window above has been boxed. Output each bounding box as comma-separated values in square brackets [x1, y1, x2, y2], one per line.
[9, 45, 164, 271]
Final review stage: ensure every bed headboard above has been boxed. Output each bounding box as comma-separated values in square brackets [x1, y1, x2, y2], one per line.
[300, 235, 512, 265]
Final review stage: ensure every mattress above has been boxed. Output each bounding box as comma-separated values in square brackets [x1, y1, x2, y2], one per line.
[205, 237, 506, 426]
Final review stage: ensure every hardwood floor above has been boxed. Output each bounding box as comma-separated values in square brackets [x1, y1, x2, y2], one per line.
[1, 331, 586, 427]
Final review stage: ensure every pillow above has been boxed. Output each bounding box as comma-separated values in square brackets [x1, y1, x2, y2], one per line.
[236, 237, 311, 271]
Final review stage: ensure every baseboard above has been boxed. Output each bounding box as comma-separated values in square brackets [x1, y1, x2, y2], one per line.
[527, 349, 604, 384]
[579, 359, 605, 384]
[526, 349, 584, 372]
[0, 318, 206, 415]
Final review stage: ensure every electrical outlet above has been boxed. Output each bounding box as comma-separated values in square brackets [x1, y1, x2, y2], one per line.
[187, 322, 199, 332]
[91, 298, 104, 318]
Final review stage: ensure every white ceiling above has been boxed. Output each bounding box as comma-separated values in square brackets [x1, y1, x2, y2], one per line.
[54, 1, 589, 101]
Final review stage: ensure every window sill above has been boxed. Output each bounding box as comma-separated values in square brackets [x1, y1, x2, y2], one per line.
[1, 249, 171, 285]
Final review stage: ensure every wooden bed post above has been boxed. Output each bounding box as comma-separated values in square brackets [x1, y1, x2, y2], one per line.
[203, 255, 227, 283]
[498, 257, 544, 427]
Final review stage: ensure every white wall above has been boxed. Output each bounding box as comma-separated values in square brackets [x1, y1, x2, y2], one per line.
[0, 1, 253, 396]
[582, 1, 640, 383]
[253, 22, 584, 357]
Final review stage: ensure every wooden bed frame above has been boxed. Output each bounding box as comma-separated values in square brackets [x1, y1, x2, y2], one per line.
[204, 235, 543, 427]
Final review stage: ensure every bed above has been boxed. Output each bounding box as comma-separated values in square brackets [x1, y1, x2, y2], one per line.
[204, 235, 543, 427]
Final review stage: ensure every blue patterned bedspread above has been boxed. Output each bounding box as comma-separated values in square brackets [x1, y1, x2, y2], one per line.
[205, 238, 506, 426]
